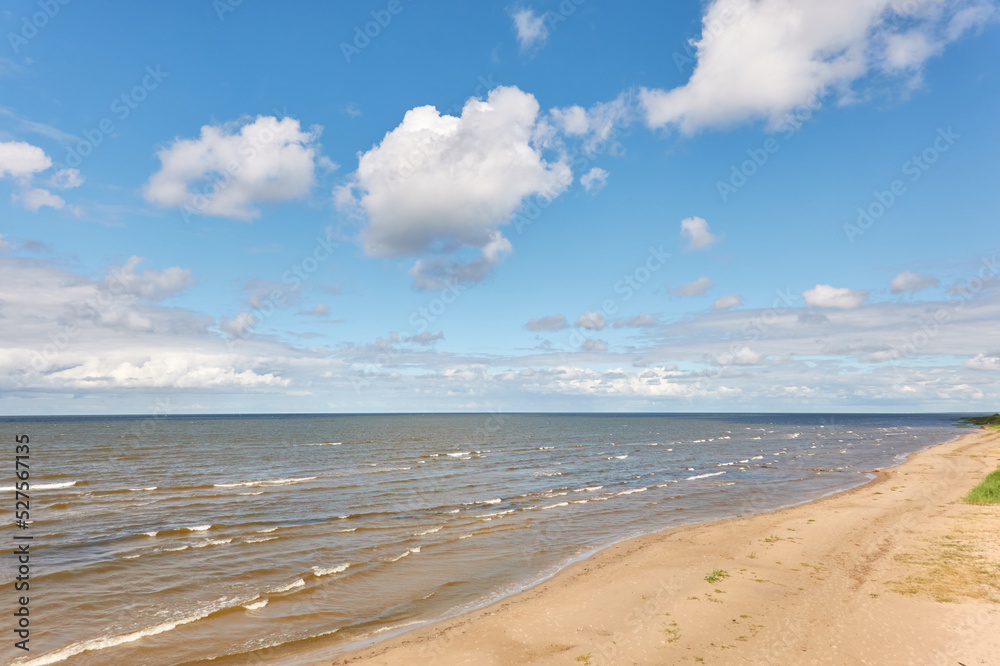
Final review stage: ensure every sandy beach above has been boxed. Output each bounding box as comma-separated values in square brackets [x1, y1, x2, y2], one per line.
[314, 427, 1000, 665]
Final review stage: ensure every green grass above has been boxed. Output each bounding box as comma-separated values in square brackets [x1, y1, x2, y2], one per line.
[704, 568, 729, 583]
[957, 413, 1000, 428]
[965, 467, 1000, 505]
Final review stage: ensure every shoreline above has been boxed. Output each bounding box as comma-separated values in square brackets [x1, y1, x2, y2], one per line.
[279, 427, 1000, 665]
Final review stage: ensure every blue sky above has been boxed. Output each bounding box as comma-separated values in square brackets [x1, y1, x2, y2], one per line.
[1, 0, 999, 414]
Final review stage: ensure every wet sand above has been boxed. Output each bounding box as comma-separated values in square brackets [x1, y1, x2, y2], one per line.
[311, 428, 1000, 665]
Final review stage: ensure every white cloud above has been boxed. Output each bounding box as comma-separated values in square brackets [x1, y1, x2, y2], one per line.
[680, 216, 719, 250]
[298, 303, 330, 316]
[511, 8, 549, 51]
[964, 353, 1000, 371]
[406, 331, 444, 345]
[549, 105, 589, 135]
[576, 312, 607, 330]
[102, 256, 196, 301]
[614, 313, 657, 328]
[802, 284, 868, 309]
[0, 140, 51, 178]
[580, 167, 609, 192]
[0, 234, 11, 251]
[673, 276, 713, 297]
[49, 168, 84, 189]
[715, 344, 763, 366]
[14, 187, 64, 212]
[713, 294, 742, 310]
[144, 116, 321, 220]
[640, 0, 998, 133]
[581, 338, 608, 353]
[526, 314, 569, 331]
[890, 270, 939, 293]
[339, 86, 571, 288]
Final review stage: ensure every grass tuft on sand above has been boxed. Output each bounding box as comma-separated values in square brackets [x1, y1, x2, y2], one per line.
[965, 466, 1000, 505]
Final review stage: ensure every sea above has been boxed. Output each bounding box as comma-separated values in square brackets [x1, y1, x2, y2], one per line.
[0, 413, 968, 665]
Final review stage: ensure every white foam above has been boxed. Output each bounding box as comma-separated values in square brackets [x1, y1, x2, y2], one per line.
[0, 481, 78, 492]
[128, 487, 158, 491]
[390, 547, 421, 562]
[244, 536, 277, 544]
[244, 599, 268, 610]
[616, 487, 648, 496]
[216, 476, 317, 488]
[686, 471, 727, 481]
[270, 579, 305, 593]
[540, 502, 569, 510]
[305, 442, 341, 446]
[751, 455, 764, 460]
[164, 546, 189, 552]
[312, 563, 350, 576]
[337, 528, 357, 533]
[445, 451, 471, 457]
[143, 531, 158, 537]
[573, 486, 603, 492]
[538, 446, 555, 450]
[186, 525, 212, 532]
[614, 455, 628, 459]
[19, 598, 232, 665]
[256, 527, 279, 534]
[413, 526, 443, 536]
[479, 498, 502, 505]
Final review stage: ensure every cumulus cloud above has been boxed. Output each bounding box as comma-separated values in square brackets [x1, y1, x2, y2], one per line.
[802, 284, 868, 309]
[526, 314, 569, 331]
[614, 313, 657, 328]
[964, 353, 1000, 371]
[680, 216, 720, 250]
[890, 270, 939, 293]
[511, 8, 549, 51]
[102, 256, 196, 302]
[580, 167, 609, 192]
[13, 187, 64, 212]
[549, 94, 635, 152]
[713, 294, 742, 310]
[715, 344, 764, 366]
[640, 0, 998, 133]
[48, 168, 84, 189]
[581, 338, 609, 353]
[144, 116, 321, 220]
[0, 140, 51, 178]
[673, 276, 713, 297]
[576, 312, 607, 330]
[339, 86, 571, 288]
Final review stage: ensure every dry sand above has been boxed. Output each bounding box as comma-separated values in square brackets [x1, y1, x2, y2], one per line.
[314, 428, 1000, 665]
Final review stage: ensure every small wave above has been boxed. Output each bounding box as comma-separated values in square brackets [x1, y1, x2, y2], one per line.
[304, 442, 341, 446]
[572, 486, 603, 492]
[540, 502, 569, 510]
[0, 481, 78, 492]
[244, 599, 268, 610]
[616, 487, 648, 496]
[538, 446, 555, 450]
[244, 536, 277, 544]
[372, 619, 424, 635]
[215, 476, 317, 488]
[186, 525, 212, 532]
[413, 526, 443, 536]
[19, 598, 233, 665]
[312, 563, 350, 577]
[685, 471, 727, 481]
[143, 531, 158, 537]
[256, 527, 279, 534]
[390, 547, 420, 562]
[445, 451, 471, 457]
[270, 579, 305, 594]
[337, 528, 357, 533]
